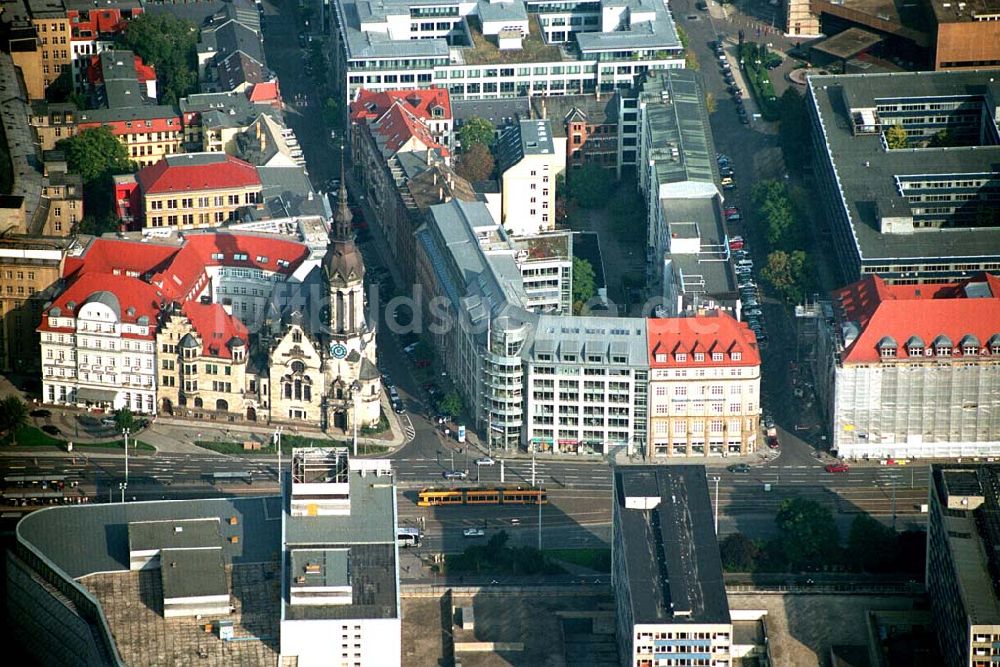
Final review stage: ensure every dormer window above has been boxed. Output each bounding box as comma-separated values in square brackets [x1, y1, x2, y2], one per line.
[877, 336, 897, 359]
[712, 352, 723, 362]
[694, 352, 705, 362]
[676, 353, 687, 362]
[932, 335, 953, 358]
[990, 335, 1000, 355]
[908, 346, 922, 357]
[960, 334, 980, 356]
[732, 352, 742, 361]
[937, 346, 951, 357]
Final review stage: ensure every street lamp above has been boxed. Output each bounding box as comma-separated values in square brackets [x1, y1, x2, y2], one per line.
[122, 427, 130, 503]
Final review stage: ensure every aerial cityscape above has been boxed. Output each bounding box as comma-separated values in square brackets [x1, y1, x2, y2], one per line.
[0, 0, 998, 665]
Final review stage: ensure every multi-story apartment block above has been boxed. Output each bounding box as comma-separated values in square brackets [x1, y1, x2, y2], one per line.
[180, 90, 274, 153]
[927, 464, 1000, 667]
[351, 87, 454, 147]
[0, 240, 63, 373]
[66, 0, 143, 85]
[531, 94, 619, 172]
[646, 312, 761, 458]
[28, 0, 72, 96]
[329, 0, 684, 108]
[39, 271, 162, 413]
[496, 119, 565, 236]
[523, 314, 647, 455]
[156, 301, 253, 420]
[635, 70, 731, 311]
[280, 449, 401, 666]
[116, 153, 263, 230]
[820, 273, 1000, 460]
[612, 465, 733, 667]
[808, 70, 1000, 284]
[28, 100, 77, 150]
[37, 171, 83, 236]
[511, 232, 572, 313]
[196, 0, 270, 94]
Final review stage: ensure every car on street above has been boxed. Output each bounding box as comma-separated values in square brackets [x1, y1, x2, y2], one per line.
[510, 518, 521, 525]
[720, 166, 734, 177]
[403, 342, 419, 354]
[723, 206, 739, 217]
[727, 463, 751, 473]
[475, 457, 496, 466]
[723, 180, 737, 190]
[30, 409, 51, 418]
[41, 425, 61, 436]
[729, 239, 744, 251]
[763, 415, 775, 429]
[463, 528, 485, 538]
[766, 435, 779, 449]
[825, 463, 850, 473]
[392, 400, 406, 414]
[444, 470, 468, 480]
[726, 212, 742, 223]
[101, 417, 117, 427]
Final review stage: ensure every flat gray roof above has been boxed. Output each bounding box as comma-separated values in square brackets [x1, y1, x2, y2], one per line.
[614, 465, 731, 626]
[662, 197, 735, 298]
[128, 517, 221, 552]
[641, 70, 718, 187]
[525, 313, 647, 366]
[283, 467, 395, 546]
[808, 71, 1000, 262]
[160, 547, 229, 601]
[284, 545, 397, 620]
[17, 497, 282, 579]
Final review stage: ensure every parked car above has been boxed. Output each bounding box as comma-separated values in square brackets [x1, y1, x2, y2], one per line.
[475, 457, 496, 466]
[720, 167, 734, 177]
[463, 528, 485, 538]
[403, 342, 419, 354]
[727, 212, 743, 223]
[41, 425, 61, 436]
[729, 239, 745, 251]
[727, 463, 751, 473]
[825, 463, 850, 473]
[30, 409, 51, 418]
[723, 206, 739, 217]
[443, 470, 468, 480]
[101, 417, 117, 427]
[766, 435, 780, 449]
[392, 399, 406, 414]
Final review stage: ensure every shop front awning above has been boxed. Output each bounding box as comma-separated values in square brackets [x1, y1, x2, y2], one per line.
[76, 387, 118, 403]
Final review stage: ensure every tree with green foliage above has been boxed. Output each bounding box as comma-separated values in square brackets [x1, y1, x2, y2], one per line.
[751, 179, 796, 247]
[720, 533, 759, 572]
[774, 498, 841, 571]
[884, 125, 908, 150]
[120, 13, 199, 104]
[761, 249, 809, 303]
[847, 514, 898, 573]
[566, 164, 614, 209]
[114, 407, 136, 434]
[0, 396, 29, 445]
[322, 97, 340, 129]
[778, 88, 809, 170]
[454, 142, 495, 183]
[59, 127, 133, 185]
[438, 391, 463, 418]
[572, 256, 596, 313]
[457, 116, 496, 150]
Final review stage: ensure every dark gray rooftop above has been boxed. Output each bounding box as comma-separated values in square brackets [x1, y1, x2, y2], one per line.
[496, 119, 556, 172]
[256, 166, 331, 220]
[614, 465, 731, 626]
[640, 69, 718, 187]
[808, 71, 1000, 262]
[128, 517, 221, 552]
[160, 547, 229, 600]
[16, 497, 282, 579]
[452, 98, 530, 128]
[284, 545, 397, 620]
[661, 198, 735, 299]
[77, 105, 179, 124]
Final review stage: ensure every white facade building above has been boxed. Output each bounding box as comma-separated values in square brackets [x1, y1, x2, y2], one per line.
[496, 119, 565, 236]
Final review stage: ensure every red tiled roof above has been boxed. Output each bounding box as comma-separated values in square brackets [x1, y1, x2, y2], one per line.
[181, 301, 248, 359]
[134, 56, 156, 83]
[371, 102, 450, 157]
[152, 233, 311, 301]
[136, 154, 261, 195]
[248, 80, 279, 103]
[350, 87, 451, 123]
[63, 237, 177, 280]
[835, 273, 1000, 364]
[38, 272, 165, 335]
[648, 311, 760, 367]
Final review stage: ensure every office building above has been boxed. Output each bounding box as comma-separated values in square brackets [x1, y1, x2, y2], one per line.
[530, 93, 619, 173]
[328, 0, 685, 109]
[635, 70, 733, 313]
[808, 70, 1000, 284]
[523, 314, 648, 455]
[0, 239, 63, 373]
[821, 273, 1000, 459]
[612, 465, 733, 667]
[496, 119, 565, 236]
[280, 448, 401, 666]
[927, 464, 1000, 667]
[646, 312, 762, 458]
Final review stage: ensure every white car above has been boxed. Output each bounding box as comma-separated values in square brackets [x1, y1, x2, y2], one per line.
[475, 457, 496, 466]
[463, 528, 485, 538]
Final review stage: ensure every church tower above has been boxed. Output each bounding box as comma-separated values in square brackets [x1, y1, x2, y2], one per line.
[323, 169, 366, 338]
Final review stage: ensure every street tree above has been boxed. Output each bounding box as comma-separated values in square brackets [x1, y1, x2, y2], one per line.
[719, 533, 759, 572]
[761, 249, 809, 303]
[454, 142, 495, 183]
[0, 396, 29, 445]
[457, 116, 496, 150]
[884, 125, 908, 150]
[322, 97, 340, 129]
[566, 164, 614, 209]
[114, 407, 137, 434]
[120, 13, 199, 104]
[847, 514, 898, 573]
[774, 498, 841, 571]
[438, 391, 463, 418]
[572, 256, 596, 313]
[778, 88, 808, 169]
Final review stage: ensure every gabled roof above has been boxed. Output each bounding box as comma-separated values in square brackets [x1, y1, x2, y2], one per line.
[63, 237, 177, 280]
[834, 273, 1000, 363]
[39, 272, 165, 336]
[648, 311, 760, 367]
[181, 301, 249, 359]
[370, 101, 450, 158]
[350, 87, 451, 124]
[136, 153, 261, 194]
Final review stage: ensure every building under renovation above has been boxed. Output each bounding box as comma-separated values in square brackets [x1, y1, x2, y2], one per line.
[819, 273, 1000, 459]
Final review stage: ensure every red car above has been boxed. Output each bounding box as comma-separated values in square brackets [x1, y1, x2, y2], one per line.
[825, 463, 850, 473]
[766, 435, 779, 449]
[724, 207, 739, 217]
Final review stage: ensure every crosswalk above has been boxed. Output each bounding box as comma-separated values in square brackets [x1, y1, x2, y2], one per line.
[399, 415, 416, 443]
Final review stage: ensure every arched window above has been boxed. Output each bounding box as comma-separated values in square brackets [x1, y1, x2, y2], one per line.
[284, 382, 292, 399]
[216, 399, 228, 412]
[294, 379, 302, 400]
[194, 397, 203, 408]
[291, 360, 305, 374]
